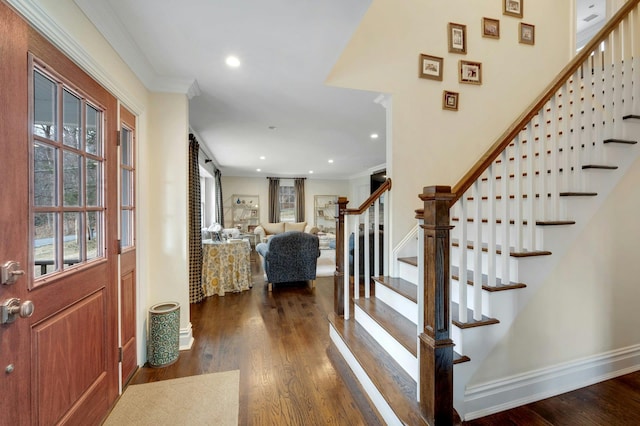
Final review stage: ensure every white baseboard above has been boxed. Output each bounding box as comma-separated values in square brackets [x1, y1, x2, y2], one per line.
[179, 323, 194, 351]
[461, 344, 640, 420]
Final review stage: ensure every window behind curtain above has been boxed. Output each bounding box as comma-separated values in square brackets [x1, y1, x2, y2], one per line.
[279, 185, 296, 222]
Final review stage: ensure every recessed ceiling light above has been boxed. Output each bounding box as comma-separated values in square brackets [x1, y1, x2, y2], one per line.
[259, 156, 265, 160]
[370, 133, 379, 139]
[309, 170, 314, 174]
[256, 168, 261, 172]
[225, 56, 241, 68]
[328, 159, 334, 163]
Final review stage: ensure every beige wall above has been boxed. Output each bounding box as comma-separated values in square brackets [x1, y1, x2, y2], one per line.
[327, 0, 573, 247]
[221, 176, 350, 227]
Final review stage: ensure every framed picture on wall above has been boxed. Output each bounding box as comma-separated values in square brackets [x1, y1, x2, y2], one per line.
[442, 91, 459, 111]
[419, 54, 444, 81]
[519, 23, 535, 45]
[459, 60, 482, 85]
[482, 17, 500, 39]
[503, 0, 523, 18]
[448, 22, 467, 54]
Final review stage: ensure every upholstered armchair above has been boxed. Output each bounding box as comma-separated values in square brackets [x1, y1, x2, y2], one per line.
[255, 231, 320, 291]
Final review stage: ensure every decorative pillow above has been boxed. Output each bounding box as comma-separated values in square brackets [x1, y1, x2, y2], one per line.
[285, 222, 307, 233]
[261, 222, 285, 235]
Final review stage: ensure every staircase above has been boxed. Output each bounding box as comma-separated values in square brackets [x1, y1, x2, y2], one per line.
[328, 2, 640, 424]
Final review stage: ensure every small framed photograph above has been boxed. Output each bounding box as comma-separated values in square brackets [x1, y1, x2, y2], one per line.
[503, 0, 523, 18]
[459, 60, 482, 85]
[419, 54, 443, 81]
[442, 91, 459, 111]
[482, 17, 500, 39]
[448, 22, 467, 54]
[519, 23, 535, 45]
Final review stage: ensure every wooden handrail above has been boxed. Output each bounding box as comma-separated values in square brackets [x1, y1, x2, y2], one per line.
[450, 0, 640, 205]
[344, 178, 392, 215]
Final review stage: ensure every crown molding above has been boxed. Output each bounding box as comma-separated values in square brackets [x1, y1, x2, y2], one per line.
[74, 0, 199, 97]
[6, 0, 145, 114]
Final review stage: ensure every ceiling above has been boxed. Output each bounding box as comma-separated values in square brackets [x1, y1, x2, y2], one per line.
[75, 0, 605, 180]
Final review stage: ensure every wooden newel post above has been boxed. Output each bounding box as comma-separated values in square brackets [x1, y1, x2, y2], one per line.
[419, 186, 455, 425]
[334, 196, 349, 316]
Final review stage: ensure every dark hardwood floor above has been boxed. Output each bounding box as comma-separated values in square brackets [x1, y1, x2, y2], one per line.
[130, 253, 381, 425]
[130, 252, 640, 425]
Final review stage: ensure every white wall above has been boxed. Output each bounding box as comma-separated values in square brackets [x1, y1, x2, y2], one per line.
[471, 156, 640, 383]
[221, 176, 349, 227]
[327, 0, 573, 248]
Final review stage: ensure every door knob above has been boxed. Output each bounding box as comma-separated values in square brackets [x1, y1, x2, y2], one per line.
[1, 261, 25, 285]
[1, 298, 34, 324]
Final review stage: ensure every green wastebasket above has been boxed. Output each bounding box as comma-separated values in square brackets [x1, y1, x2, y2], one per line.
[148, 302, 180, 367]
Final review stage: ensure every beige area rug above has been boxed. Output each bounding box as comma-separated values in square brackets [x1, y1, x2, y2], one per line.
[316, 249, 336, 277]
[104, 370, 239, 426]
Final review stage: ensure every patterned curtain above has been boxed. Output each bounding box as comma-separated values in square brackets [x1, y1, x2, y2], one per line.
[188, 134, 204, 303]
[294, 178, 305, 222]
[268, 178, 280, 223]
[214, 169, 224, 226]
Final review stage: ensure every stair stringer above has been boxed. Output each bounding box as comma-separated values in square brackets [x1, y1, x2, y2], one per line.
[452, 120, 640, 419]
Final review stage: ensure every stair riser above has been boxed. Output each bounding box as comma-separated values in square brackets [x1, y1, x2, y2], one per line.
[450, 246, 520, 282]
[354, 304, 418, 382]
[451, 222, 547, 252]
[397, 261, 419, 286]
[374, 282, 418, 325]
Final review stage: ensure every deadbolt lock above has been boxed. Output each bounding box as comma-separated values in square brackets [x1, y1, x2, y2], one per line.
[1, 261, 25, 285]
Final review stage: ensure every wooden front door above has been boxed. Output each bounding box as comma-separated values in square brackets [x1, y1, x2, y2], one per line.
[0, 2, 118, 424]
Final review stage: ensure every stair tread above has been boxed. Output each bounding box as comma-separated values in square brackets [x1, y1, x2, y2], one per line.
[451, 265, 526, 291]
[452, 217, 576, 226]
[559, 191, 597, 196]
[354, 298, 417, 356]
[622, 114, 640, 121]
[582, 164, 618, 170]
[328, 312, 426, 425]
[451, 239, 551, 257]
[451, 302, 500, 329]
[398, 256, 418, 267]
[373, 276, 417, 303]
[603, 138, 637, 144]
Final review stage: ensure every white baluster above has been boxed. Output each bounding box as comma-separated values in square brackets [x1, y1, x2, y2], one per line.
[353, 215, 360, 301]
[344, 215, 350, 320]
[622, 16, 633, 118]
[584, 54, 595, 167]
[548, 94, 559, 220]
[458, 196, 468, 323]
[593, 44, 605, 165]
[500, 150, 511, 285]
[513, 133, 523, 252]
[487, 164, 496, 288]
[525, 121, 536, 251]
[632, 9, 640, 113]
[473, 180, 482, 321]
[560, 83, 570, 202]
[602, 35, 614, 140]
[364, 207, 370, 299]
[570, 70, 582, 191]
[539, 102, 549, 223]
[374, 199, 380, 277]
[612, 27, 623, 138]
